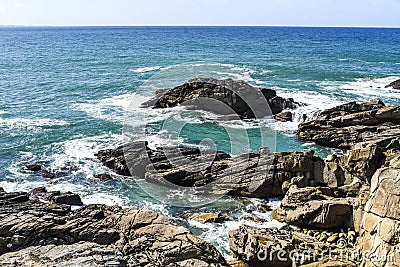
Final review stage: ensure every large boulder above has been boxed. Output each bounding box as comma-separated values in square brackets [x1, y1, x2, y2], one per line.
[141, 78, 298, 119]
[297, 100, 400, 151]
[272, 185, 359, 230]
[0, 189, 227, 266]
[96, 143, 325, 199]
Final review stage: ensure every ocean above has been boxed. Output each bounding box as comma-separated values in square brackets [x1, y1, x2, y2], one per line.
[1, 26, 399, 256]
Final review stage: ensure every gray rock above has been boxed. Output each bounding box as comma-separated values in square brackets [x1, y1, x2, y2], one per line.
[297, 100, 400, 152]
[385, 79, 400, 89]
[141, 78, 299, 119]
[97, 143, 325, 199]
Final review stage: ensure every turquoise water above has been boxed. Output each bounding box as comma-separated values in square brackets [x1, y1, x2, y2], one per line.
[1, 26, 400, 256]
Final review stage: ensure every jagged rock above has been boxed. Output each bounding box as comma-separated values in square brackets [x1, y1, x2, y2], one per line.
[297, 100, 400, 151]
[272, 185, 358, 230]
[184, 212, 230, 224]
[0, 190, 227, 266]
[229, 225, 358, 267]
[96, 143, 325, 199]
[385, 79, 400, 89]
[141, 78, 298, 119]
[357, 167, 400, 267]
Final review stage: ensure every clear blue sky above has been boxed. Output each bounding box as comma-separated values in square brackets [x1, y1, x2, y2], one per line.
[0, 0, 399, 27]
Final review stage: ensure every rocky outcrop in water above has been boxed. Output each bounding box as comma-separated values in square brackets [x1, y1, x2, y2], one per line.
[385, 79, 400, 89]
[96, 142, 325, 199]
[297, 100, 400, 151]
[141, 78, 298, 119]
[0, 188, 227, 267]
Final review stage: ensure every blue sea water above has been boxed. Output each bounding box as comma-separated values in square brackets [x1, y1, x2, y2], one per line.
[1, 26, 400, 256]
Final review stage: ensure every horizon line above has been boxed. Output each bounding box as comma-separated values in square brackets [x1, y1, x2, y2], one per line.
[0, 24, 400, 29]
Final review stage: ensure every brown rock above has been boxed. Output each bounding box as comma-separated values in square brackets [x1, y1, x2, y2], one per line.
[0, 190, 228, 266]
[275, 111, 293, 122]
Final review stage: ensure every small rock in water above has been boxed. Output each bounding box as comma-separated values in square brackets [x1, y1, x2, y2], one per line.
[94, 173, 113, 181]
[25, 164, 42, 172]
[275, 111, 293, 122]
[258, 204, 273, 213]
[184, 212, 230, 224]
[41, 170, 55, 179]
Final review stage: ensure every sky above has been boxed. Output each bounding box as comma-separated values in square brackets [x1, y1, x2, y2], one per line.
[0, 0, 399, 27]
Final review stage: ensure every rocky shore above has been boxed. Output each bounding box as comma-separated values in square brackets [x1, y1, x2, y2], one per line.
[0, 188, 227, 266]
[4, 78, 399, 266]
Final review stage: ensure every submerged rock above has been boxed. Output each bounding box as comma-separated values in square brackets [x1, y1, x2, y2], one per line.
[141, 78, 299, 119]
[0, 189, 228, 266]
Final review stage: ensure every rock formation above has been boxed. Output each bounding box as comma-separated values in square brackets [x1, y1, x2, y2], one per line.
[297, 100, 400, 151]
[96, 142, 325, 199]
[0, 188, 227, 266]
[141, 78, 298, 119]
[357, 161, 400, 267]
[385, 79, 400, 89]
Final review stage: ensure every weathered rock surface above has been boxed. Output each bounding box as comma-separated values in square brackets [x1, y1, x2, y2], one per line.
[297, 100, 400, 151]
[0, 189, 227, 266]
[96, 142, 325, 199]
[0, 242, 126, 267]
[229, 225, 358, 267]
[385, 79, 400, 89]
[141, 78, 298, 119]
[275, 111, 293, 122]
[357, 166, 400, 267]
[272, 185, 360, 230]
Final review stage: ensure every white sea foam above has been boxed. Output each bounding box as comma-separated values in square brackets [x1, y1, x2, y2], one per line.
[318, 76, 400, 104]
[0, 117, 69, 130]
[130, 66, 162, 73]
[186, 198, 283, 258]
[83, 193, 129, 207]
[73, 93, 134, 123]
